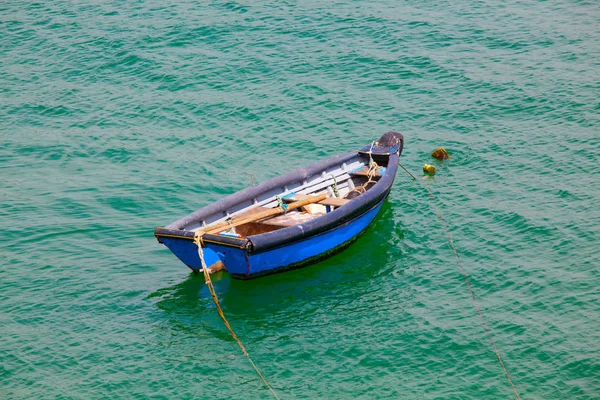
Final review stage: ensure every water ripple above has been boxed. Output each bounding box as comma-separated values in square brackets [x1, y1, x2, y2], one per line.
[2, 0, 599, 398]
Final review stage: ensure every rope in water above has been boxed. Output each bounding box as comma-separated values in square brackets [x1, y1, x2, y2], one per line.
[399, 163, 521, 400]
[193, 233, 281, 400]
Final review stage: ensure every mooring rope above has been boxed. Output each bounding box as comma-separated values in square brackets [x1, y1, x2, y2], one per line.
[193, 233, 281, 400]
[399, 163, 521, 400]
[347, 142, 380, 198]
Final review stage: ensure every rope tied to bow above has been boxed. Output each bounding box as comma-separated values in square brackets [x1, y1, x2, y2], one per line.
[192, 232, 281, 399]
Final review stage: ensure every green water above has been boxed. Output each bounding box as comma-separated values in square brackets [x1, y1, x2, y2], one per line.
[1, 1, 599, 398]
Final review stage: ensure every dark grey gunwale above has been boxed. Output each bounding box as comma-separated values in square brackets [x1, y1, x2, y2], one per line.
[155, 153, 400, 254]
[165, 151, 357, 230]
[155, 132, 404, 254]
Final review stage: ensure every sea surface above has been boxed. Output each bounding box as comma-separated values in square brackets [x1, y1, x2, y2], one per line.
[1, 1, 599, 398]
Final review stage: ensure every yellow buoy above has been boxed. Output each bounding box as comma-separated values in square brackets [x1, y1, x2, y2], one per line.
[423, 164, 436, 175]
[431, 147, 450, 160]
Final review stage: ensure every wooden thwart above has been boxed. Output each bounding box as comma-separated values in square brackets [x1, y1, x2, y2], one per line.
[202, 194, 328, 235]
[284, 193, 351, 208]
[260, 211, 323, 227]
[319, 197, 350, 207]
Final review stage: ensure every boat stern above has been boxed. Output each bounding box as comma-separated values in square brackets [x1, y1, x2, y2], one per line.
[154, 228, 252, 275]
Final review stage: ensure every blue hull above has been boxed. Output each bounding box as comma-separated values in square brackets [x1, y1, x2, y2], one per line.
[160, 199, 384, 279]
[155, 132, 404, 279]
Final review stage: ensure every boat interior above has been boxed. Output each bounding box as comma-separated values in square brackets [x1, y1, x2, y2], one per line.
[183, 152, 390, 239]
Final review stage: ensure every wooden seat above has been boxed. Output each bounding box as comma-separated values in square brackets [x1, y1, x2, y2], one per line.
[260, 211, 323, 227]
[318, 197, 350, 207]
[226, 206, 322, 235]
[283, 194, 350, 209]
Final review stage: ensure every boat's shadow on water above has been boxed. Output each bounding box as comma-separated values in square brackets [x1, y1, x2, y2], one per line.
[151, 200, 405, 319]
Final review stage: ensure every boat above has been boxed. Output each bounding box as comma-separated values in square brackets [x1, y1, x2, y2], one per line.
[154, 131, 404, 279]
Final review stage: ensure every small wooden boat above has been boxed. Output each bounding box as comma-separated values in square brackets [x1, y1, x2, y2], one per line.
[154, 132, 404, 279]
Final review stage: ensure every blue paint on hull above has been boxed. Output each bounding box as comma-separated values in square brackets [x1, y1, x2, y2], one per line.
[159, 238, 221, 271]
[155, 133, 404, 279]
[159, 199, 385, 279]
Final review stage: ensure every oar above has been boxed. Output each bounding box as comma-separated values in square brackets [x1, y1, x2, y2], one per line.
[202, 193, 328, 235]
